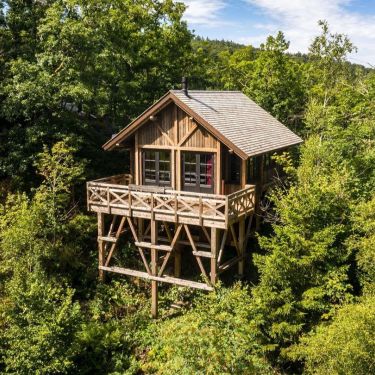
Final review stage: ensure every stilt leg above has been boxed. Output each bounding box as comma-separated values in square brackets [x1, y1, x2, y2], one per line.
[174, 246, 181, 278]
[238, 217, 245, 277]
[151, 219, 158, 318]
[98, 212, 105, 281]
[210, 227, 219, 285]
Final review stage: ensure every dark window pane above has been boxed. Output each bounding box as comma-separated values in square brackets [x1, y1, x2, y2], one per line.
[143, 150, 170, 186]
[183, 153, 197, 186]
[200, 154, 213, 186]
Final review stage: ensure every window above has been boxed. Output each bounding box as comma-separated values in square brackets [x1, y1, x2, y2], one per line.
[227, 153, 241, 184]
[143, 150, 171, 186]
[247, 156, 261, 183]
[182, 152, 214, 193]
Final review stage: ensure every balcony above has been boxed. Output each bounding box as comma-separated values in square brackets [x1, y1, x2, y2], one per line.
[87, 174, 255, 229]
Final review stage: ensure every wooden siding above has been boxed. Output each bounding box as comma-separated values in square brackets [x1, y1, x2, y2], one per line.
[135, 103, 220, 192]
[137, 103, 218, 149]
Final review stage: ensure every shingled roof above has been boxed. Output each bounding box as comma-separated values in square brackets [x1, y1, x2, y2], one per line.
[171, 90, 302, 157]
[104, 90, 303, 158]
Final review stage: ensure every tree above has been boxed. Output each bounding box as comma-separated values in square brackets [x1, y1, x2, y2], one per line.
[243, 32, 305, 126]
[306, 20, 357, 110]
[349, 196, 375, 295]
[290, 295, 375, 375]
[249, 28, 374, 370]
[251, 137, 354, 365]
[0, 274, 82, 374]
[0, 0, 192, 188]
[143, 285, 272, 375]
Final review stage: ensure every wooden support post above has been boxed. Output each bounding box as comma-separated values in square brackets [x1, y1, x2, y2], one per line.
[174, 247, 181, 278]
[98, 212, 105, 281]
[238, 217, 245, 277]
[151, 219, 158, 318]
[241, 158, 247, 189]
[134, 132, 139, 185]
[256, 155, 265, 231]
[210, 227, 219, 285]
[216, 143, 221, 194]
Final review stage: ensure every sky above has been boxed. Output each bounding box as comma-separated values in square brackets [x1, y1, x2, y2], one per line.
[181, 0, 375, 67]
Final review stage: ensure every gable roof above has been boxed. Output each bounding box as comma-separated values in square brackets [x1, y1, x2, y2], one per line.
[104, 90, 303, 159]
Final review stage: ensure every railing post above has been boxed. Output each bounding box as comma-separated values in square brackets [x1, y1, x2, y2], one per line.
[151, 193, 154, 220]
[174, 194, 178, 223]
[106, 187, 110, 213]
[86, 182, 90, 211]
[225, 195, 229, 228]
[128, 188, 132, 216]
[199, 196, 203, 226]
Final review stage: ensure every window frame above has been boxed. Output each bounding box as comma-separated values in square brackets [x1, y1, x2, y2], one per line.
[182, 152, 215, 193]
[142, 149, 171, 186]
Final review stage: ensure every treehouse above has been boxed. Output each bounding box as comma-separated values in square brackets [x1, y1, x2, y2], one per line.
[87, 82, 302, 316]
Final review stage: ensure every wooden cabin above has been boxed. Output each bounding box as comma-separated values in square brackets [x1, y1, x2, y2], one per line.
[87, 86, 302, 316]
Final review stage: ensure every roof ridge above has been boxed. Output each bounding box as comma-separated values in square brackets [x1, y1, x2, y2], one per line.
[170, 89, 243, 93]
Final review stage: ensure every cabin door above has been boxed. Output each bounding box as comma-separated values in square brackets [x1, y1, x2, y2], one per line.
[182, 152, 215, 193]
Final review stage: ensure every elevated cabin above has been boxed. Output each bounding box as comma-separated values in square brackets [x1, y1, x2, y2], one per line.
[87, 87, 302, 316]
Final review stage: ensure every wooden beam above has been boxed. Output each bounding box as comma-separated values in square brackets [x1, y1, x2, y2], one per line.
[99, 266, 213, 291]
[158, 224, 183, 277]
[178, 123, 197, 146]
[157, 124, 174, 146]
[241, 158, 247, 188]
[176, 149, 181, 191]
[238, 217, 245, 277]
[135, 132, 139, 185]
[127, 217, 151, 275]
[210, 227, 219, 284]
[216, 143, 221, 194]
[217, 229, 228, 265]
[151, 219, 158, 318]
[184, 224, 208, 279]
[97, 212, 105, 281]
[104, 216, 126, 267]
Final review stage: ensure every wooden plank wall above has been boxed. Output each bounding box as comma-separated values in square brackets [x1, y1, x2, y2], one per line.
[135, 103, 221, 192]
[137, 103, 218, 150]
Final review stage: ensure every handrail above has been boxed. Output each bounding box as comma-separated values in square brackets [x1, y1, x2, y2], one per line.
[87, 174, 256, 228]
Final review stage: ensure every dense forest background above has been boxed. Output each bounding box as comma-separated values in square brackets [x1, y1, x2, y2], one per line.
[0, 1, 374, 374]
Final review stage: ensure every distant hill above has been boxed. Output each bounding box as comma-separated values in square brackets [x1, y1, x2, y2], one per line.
[192, 36, 371, 72]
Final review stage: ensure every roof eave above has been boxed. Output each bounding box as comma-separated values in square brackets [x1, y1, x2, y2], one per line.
[102, 91, 174, 151]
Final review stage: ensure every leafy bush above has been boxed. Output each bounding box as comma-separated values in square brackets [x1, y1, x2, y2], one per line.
[142, 284, 272, 375]
[290, 295, 375, 375]
[0, 275, 82, 374]
[75, 281, 151, 374]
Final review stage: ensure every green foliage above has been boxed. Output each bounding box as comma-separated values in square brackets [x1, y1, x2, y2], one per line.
[0, 0, 192, 187]
[0, 274, 82, 374]
[306, 20, 357, 107]
[252, 137, 354, 358]
[0, 7, 374, 374]
[143, 284, 272, 375]
[290, 295, 375, 375]
[349, 197, 375, 294]
[241, 32, 306, 126]
[75, 281, 151, 374]
[249, 23, 375, 371]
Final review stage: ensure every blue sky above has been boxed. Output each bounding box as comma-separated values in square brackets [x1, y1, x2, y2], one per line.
[182, 0, 375, 66]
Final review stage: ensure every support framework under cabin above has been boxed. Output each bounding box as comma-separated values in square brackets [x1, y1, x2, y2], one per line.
[87, 88, 302, 317]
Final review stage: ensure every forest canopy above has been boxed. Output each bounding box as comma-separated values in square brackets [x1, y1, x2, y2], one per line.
[0, 1, 374, 374]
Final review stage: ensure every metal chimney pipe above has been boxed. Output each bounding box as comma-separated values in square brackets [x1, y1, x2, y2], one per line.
[182, 76, 188, 95]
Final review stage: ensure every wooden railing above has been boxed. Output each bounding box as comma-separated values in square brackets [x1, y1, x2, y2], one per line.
[87, 174, 255, 229]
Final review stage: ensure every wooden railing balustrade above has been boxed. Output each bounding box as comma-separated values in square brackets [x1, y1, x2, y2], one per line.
[87, 174, 255, 229]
